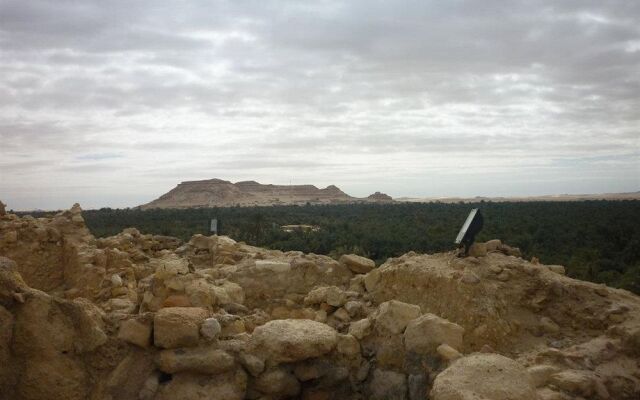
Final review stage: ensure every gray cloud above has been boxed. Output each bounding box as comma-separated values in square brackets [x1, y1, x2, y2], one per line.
[0, 0, 638, 210]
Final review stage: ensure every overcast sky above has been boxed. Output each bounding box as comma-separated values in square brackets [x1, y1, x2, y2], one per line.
[1, 0, 639, 210]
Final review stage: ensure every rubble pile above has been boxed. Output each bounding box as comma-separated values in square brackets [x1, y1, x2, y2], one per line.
[1, 203, 639, 400]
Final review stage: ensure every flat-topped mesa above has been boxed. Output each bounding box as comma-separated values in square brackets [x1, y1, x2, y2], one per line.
[140, 178, 392, 209]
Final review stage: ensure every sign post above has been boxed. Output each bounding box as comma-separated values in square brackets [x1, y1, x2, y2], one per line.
[454, 208, 483, 256]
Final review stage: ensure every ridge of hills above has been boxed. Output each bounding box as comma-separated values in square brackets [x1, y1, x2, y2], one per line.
[139, 178, 393, 209]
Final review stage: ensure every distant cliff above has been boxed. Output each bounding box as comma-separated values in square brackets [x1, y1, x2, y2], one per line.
[139, 179, 393, 209]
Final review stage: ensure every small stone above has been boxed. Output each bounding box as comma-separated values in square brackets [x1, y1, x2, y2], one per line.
[364, 268, 381, 292]
[549, 370, 594, 396]
[404, 313, 464, 355]
[110, 274, 123, 287]
[161, 294, 192, 308]
[468, 242, 487, 257]
[460, 269, 480, 284]
[253, 368, 300, 397]
[497, 270, 510, 282]
[344, 300, 363, 317]
[485, 239, 502, 252]
[488, 265, 503, 274]
[349, 318, 372, 340]
[527, 365, 560, 387]
[547, 265, 566, 275]
[153, 307, 209, 349]
[339, 254, 375, 274]
[118, 319, 152, 348]
[375, 300, 421, 334]
[239, 353, 265, 377]
[326, 286, 347, 307]
[157, 347, 235, 375]
[336, 334, 360, 357]
[436, 343, 462, 361]
[200, 318, 222, 340]
[333, 307, 350, 322]
[540, 317, 560, 334]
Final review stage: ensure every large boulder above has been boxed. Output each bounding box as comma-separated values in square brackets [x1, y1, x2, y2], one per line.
[430, 353, 536, 400]
[250, 319, 338, 363]
[375, 300, 421, 334]
[404, 313, 464, 354]
[340, 254, 375, 274]
[153, 307, 209, 349]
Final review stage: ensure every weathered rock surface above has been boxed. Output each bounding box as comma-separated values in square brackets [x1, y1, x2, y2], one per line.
[1, 206, 639, 400]
[404, 313, 464, 354]
[339, 254, 375, 274]
[250, 319, 338, 363]
[154, 307, 209, 348]
[430, 353, 537, 399]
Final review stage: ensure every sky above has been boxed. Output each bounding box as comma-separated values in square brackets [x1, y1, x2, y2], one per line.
[0, 0, 639, 210]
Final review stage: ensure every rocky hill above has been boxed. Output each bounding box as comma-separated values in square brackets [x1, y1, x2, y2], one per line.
[1, 202, 639, 399]
[139, 179, 393, 209]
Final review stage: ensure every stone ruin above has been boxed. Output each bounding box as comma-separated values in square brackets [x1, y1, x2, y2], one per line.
[0, 203, 639, 400]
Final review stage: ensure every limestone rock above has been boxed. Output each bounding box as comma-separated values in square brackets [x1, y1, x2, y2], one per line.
[153, 307, 209, 348]
[336, 333, 361, 357]
[200, 317, 222, 340]
[468, 242, 487, 257]
[340, 254, 375, 274]
[253, 368, 301, 397]
[549, 370, 595, 397]
[436, 343, 462, 362]
[364, 268, 381, 292]
[404, 313, 464, 354]
[375, 300, 421, 334]
[485, 239, 502, 252]
[430, 353, 537, 400]
[528, 364, 561, 388]
[250, 319, 338, 363]
[118, 318, 152, 348]
[157, 347, 235, 374]
[239, 353, 265, 377]
[349, 318, 372, 340]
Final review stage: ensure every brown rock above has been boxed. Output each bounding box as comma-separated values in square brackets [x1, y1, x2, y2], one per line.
[404, 313, 464, 355]
[339, 254, 375, 274]
[250, 319, 338, 363]
[375, 300, 421, 334]
[157, 347, 235, 374]
[118, 318, 152, 348]
[430, 354, 536, 400]
[153, 307, 209, 348]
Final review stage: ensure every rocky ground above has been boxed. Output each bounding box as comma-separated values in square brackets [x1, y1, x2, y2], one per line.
[1, 202, 639, 400]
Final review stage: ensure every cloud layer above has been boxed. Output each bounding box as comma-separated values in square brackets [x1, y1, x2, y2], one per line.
[1, 0, 638, 209]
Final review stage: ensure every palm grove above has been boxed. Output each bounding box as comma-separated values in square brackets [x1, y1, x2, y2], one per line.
[24, 201, 640, 294]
